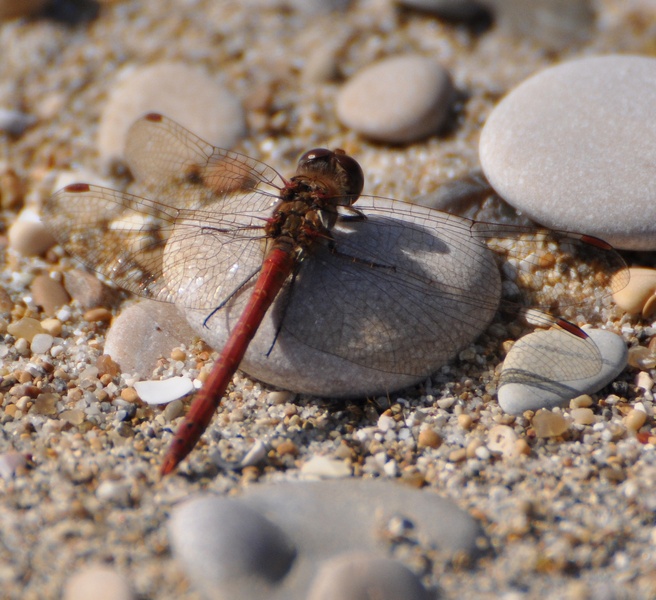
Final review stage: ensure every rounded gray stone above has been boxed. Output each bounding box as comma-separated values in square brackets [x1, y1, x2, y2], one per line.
[306, 552, 430, 600]
[336, 55, 455, 143]
[172, 198, 501, 398]
[480, 55, 656, 251]
[498, 328, 628, 414]
[168, 496, 297, 600]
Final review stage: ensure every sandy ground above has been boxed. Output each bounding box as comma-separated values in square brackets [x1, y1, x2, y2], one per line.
[1, 1, 656, 599]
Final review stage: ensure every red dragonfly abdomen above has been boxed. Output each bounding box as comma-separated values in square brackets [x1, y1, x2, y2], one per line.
[160, 242, 297, 475]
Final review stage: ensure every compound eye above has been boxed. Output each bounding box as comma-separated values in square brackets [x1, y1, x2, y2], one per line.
[333, 150, 364, 200]
[298, 148, 333, 169]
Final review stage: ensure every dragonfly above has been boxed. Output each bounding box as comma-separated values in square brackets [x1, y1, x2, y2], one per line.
[43, 113, 628, 475]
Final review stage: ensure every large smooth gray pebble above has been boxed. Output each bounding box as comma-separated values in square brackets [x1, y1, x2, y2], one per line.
[480, 55, 656, 250]
[498, 328, 627, 414]
[176, 197, 500, 398]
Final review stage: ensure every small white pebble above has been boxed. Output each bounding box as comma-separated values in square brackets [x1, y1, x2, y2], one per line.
[30, 333, 53, 354]
[133, 376, 194, 405]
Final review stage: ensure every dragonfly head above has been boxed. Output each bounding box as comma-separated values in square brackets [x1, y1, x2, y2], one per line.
[294, 148, 364, 206]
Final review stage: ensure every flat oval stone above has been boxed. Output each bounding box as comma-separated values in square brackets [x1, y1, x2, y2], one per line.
[172, 199, 501, 398]
[479, 55, 656, 250]
[336, 55, 455, 143]
[498, 328, 628, 414]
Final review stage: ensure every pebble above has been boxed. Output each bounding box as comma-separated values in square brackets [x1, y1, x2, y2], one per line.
[612, 267, 656, 318]
[168, 480, 483, 599]
[306, 552, 430, 600]
[7, 317, 45, 342]
[184, 199, 500, 398]
[487, 424, 519, 458]
[103, 300, 196, 377]
[417, 427, 442, 448]
[624, 409, 647, 432]
[9, 209, 56, 256]
[30, 274, 70, 315]
[133, 376, 194, 405]
[95, 480, 132, 507]
[300, 456, 351, 479]
[570, 407, 596, 426]
[479, 55, 656, 250]
[63, 268, 117, 310]
[532, 410, 569, 438]
[335, 55, 455, 143]
[83, 307, 113, 322]
[168, 495, 297, 599]
[498, 328, 628, 414]
[62, 565, 135, 600]
[97, 62, 245, 171]
[30, 333, 53, 354]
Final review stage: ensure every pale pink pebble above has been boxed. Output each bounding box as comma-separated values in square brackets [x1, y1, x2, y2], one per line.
[103, 300, 196, 377]
[97, 62, 245, 170]
[8, 218, 56, 256]
[62, 565, 135, 600]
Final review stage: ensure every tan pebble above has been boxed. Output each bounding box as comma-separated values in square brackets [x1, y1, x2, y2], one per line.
[96, 354, 120, 377]
[570, 407, 596, 425]
[171, 347, 186, 361]
[60, 409, 85, 426]
[31, 274, 70, 315]
[448, 448, 467, 462]
[487, 424, 518, 458]
[7, 317, 45, 342]
[624, 409, 647, 432]
[612, 267, 656, 318]
[83, 307, 113, 322]
[417, 427, 442, 448]
[33, 393, 58, 416]
[267, 390, 295, 405]
[457, 413, 473, 430]
[465, 438, 483, 458]
[4, 404, 17, 418]
[515, 438, 531, 456]
[570, 394, 593, 409]
[8, 218, 56, 256]
[40, 317, 62, 336]
[62, 565, 135, 600]
[121, 387, 140, 403]
[532, 410, 569, 438]
[0, 286, 13, 312]
[276, 439, 298, 456]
